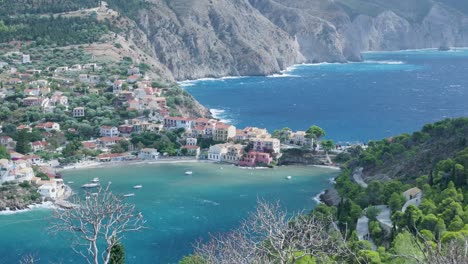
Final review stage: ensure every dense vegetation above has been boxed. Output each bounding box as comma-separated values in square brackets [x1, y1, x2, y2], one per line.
[330, 118, 468, 262]
[0, 0, 100, 16]
[0, 15, 109, 46]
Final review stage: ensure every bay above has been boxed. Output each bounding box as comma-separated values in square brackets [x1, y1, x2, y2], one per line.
[184, 49, 468, 142]
[0, 163, 337, 263]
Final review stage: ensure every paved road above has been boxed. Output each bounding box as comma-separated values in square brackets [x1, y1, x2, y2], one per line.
[352, 167, 368, 188]
[356, 216, 376, 250]
[402, 197, 422, 212]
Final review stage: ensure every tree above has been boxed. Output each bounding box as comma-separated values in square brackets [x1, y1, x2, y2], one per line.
[179, 255, 206, 264]
[195, 200, 352, 264]
[305, 125, 325, 150]
[0, 145, 10, 159]
[109, 238, 125, 264]
[388, 192, 406, 212]
[50, 185, 145, 264]
[321, 140, 335, 154]
[15, 129, 31, 154]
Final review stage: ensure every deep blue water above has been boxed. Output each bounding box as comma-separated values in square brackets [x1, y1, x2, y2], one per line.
[0, 163, 336, 263]
[184, 49, 468, 142]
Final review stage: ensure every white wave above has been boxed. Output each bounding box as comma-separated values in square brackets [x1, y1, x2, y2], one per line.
[197, 199, 220, 206]
[313, 191, 326, 204]
[362, 60, 405, 65]
[178, 76, 247, 87]
[267, 73, 301, 78]
[210, 108, 233, 124]
[0, 201, 56, 215]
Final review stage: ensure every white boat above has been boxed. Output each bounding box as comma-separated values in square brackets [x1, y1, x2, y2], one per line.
[133, 185, 143, 189]
[185, 171, 193, 175]
[67, 181, 74, 184]
[123, 193, 135, 197]
[81, 183, 100, 188]
[286, 176, 292, 180]
[91, 178, 99, 183]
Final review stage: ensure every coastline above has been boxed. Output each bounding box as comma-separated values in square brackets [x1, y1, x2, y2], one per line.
[58, 158, 214, 172]
[0, 201, 56, 215]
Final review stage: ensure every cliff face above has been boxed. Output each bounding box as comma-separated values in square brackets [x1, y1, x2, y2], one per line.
[249, 0, 468, 62]
[137, 0, 304, 80]
[116, 0, 468, 80]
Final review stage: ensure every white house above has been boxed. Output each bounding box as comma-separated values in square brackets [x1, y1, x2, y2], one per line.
[251, 137, 281, 154]
[22, 54, 31, 64]
[79, 74, 100, 84]
[186, 138, 197, 146]
[403, 187, 422, 201]
[35, 122, 60, 132]
[73, 107, 85, 117]
[164, 117, 193, 131]
[37, 180, 65, 199]
[100, 126, 120, 137]
[38, 183, 57, 199]
[207, 144, 229, 161]
[138, 148, 159, 160]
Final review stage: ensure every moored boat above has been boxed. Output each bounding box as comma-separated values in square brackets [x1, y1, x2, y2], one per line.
[82, 183, 100, 188]
[133, 185, 143, 189]
[124, 193, 135, 197]
[91, 178, 99, 183]
[185, 171, 193, 175]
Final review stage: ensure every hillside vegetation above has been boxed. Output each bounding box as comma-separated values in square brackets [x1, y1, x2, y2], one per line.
[345, 118, 468, 182]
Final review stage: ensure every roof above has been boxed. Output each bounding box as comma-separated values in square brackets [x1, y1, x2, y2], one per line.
[403, 187, 422, 197]
[140, 148, 157, 152]
[82, 142, 97, 148]
[165, 117, 192, 121]
[100, 126, 116, 130]
[99, 137, 124, 142]
[74, 107, 84, 110]
[183, 145, 200, 150]
[215, 123, 232, 129]
[32, 141, 48, 147]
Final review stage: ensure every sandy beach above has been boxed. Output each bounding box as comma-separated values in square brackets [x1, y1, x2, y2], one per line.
[58, 158, 215, 172]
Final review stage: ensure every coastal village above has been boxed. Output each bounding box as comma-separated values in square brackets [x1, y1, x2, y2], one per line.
[0, 46, 339, 210]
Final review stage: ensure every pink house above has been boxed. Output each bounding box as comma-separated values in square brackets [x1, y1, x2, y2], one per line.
[238, 151, 273, 167]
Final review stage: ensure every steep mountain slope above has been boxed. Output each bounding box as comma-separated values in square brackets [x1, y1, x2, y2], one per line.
[4, 0, 468, 80]
[135, 0, 304, 80]
[249, 0, 468, 62]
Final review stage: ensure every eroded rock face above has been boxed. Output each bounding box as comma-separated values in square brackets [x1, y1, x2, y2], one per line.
[137, 0, 304, 80]
[122, 0, 468, 80]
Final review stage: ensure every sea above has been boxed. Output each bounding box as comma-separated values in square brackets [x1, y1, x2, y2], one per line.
[0, 163, 337, 263]
[2, 49, 468, 263]
[183, 48, 468, 143]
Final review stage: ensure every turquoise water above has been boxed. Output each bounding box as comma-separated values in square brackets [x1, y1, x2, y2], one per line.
[0, 163, 337, 263]
[184, 49, 468, 142]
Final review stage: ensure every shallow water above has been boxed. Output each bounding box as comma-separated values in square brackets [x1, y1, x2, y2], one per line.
[0, 163, 337, 263]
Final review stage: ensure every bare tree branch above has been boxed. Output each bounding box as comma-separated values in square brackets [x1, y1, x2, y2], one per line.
[195, 199, 352, 264]
[49, 184, 146, 264]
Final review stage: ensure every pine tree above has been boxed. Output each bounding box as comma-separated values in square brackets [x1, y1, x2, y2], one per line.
[109, 239, 125, 264]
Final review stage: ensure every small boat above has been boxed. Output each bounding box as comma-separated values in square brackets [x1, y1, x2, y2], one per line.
[91, 178, 99, 183]
[286, 176, 292, 180]
[123, 193, 135, 197]
[82, 183, 100, 188]
[133, 185, 143, 189]
[185, 171, 193, 175]
[67, 181, 74, 184]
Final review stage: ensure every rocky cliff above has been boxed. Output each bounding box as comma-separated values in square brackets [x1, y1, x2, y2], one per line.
[136, 0, 304, 80]
[109, 0, 468, 80]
